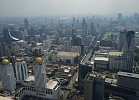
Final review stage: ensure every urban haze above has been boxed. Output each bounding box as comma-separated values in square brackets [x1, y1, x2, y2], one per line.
[0, 0, 139, 100]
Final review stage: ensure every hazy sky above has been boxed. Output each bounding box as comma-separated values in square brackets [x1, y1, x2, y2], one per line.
[0, 0, 139, 17]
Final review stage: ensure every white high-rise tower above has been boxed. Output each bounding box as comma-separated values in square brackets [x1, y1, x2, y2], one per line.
[0, 59, 16, 93]
[33, 57, 46, 91]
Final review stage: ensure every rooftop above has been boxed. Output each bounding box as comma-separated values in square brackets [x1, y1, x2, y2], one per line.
[24, 75, 35, 82]
[0, 96, 13, 100]
[95, 57, 109, 61]
[46, 80, 58, 89]
[109, 52, 123, 56]
[57, 52, 79, 57]
[118, 72, 139, 79]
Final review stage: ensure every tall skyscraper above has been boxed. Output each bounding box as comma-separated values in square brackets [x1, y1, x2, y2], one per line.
[118, 13, 122, 21]
[91, 22, 95, 35]
[0, 59, 16, 92]
[123, 31, 135, 72]
[123, 31, 135, 52]
[82, 18, 88, 37]
[33, 57, 46, 92]
[119, 30, 135, 72]
[118, 31, 125, 51]
[63, 41, 70, 52]
[1, 27, 19, 56]
[15, 58, 28, 82]
[24, 18, 29, 28]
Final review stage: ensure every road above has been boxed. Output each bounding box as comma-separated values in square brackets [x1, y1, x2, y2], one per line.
[61, 72, 78, 100]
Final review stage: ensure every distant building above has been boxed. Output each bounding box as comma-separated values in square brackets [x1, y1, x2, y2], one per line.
[56, 52, 79, 65]
[118, 30, 135, 72]
[71, 46, 81, 53]
[91, 22, 95, 35]
[123, 31, 135, 72]
[118, 31, 125, 51]
[24, 18, 29, 28]
[123, 31, 135, 53]
[82, 18, 88, 37]
[1, 27, 19, 56]
[63, 41, 70, 52]
[0, 59, 16, 93]
[109, 51, 123, 71]
[15, 58, 28, 82]
[118, 13, 122, 21]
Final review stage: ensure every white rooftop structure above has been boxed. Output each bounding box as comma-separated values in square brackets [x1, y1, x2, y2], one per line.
[95, 57, 109, 62]
[46, 80, 58, 89]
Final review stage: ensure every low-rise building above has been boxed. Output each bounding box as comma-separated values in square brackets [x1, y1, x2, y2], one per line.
[56, 52, 79, 65]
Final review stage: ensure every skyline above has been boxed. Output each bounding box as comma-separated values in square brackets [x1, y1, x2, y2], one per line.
[0, 0, 139, 17]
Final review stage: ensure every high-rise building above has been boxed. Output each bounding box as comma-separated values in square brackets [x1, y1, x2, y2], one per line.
[91, 22, 95, 35]
[78, 63, 92, 92]
[33, 57, 46, 92]
[63, 41, 70, 52]
[123, 31, 135, 52]
[118, 13, 122, 21]
[84, 73, 105, 100]
[24, 18, 29, 28]
[72, 17, 76, 28]
[123, 31, 135, 72]
[82, 18, 88, 37]
[0, 59, 16, 93]
[119, 30, 135, 72]
[1, 27, 19, 56]
[15, 58, 28, 82]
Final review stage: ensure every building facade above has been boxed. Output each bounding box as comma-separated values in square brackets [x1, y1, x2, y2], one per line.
[15, 58, 28, 82]
[0, 59, 16, 93]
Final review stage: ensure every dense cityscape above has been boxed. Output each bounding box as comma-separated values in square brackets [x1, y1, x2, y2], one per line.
[1, 1, 139, 100]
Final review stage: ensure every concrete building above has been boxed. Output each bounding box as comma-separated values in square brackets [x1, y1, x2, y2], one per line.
[123, 31, 135, 52]
[63, 41, 70, 52]
[94, 51, 109, 70]
[15, 58, 28, 82]
[16, 57, 61, 100]
[118, 31, 125, 51]
[0, 59, 16, 93]
[71, 46, 81, 53]
[82, 18, 88, 37]
[24, 18, 29, 28]
[56, 52, 79, 65]
[109, 51, 123, 71]
[117, 72, 139, 90]
[78, 63, 92, 92]
[119, 30, 135, 72]
[83, 72, 139, 100]
[84, 73, 105, 100]
[123, 31, 135, 72]
[43, 39, 51, 51]
[1, 27, 19, 57]
[134, 32, 139, 46]
[33, 57, 46, 92]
